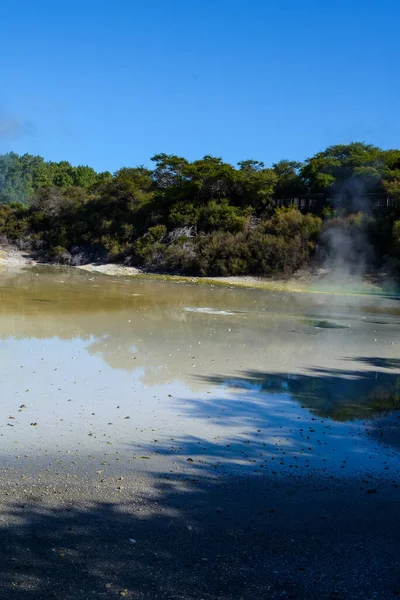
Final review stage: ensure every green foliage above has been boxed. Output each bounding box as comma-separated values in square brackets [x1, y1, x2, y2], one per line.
[235, 164, 277, 211]
[0, 143, 399, 276]
[0, 153, 33, 205]
[382, 172, 400, 217]
[50, 245, 71, 264]
[198, 200, 250, 233]
[31, 187, 74, 217]
[137, 210, 322, 277]
[168, 202, 200, 228]
[0, 153, 110, 206]
[300, 142, 384, 195]
[151, 153, 189, 190]
[265, 208, 321, 241]
[392, 221, 400, 257]
[110, 166, 154, 208]
[195, 231, 248, 276]
[137, 239, 198, 274]
[273, 160, 307, 198]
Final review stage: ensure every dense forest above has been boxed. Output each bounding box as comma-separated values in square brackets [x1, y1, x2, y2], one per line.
[0, 142, 399, 276]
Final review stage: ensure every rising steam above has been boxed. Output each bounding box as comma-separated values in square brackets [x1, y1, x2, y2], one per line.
[316, 177, 378, 290]
[0, 116, 34, 140]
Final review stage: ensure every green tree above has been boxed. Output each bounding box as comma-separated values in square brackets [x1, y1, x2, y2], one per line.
[236, 160, 277, 211]
[109, 166, 154, 209]
[0, 153, 33, 205]
[273, 160, 306, 198]
[72, 165, 98, 188]
[300, 142, 383, 195]
[51, 161, 75, 187]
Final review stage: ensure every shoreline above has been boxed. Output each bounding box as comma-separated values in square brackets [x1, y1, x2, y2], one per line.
[0, 244, 394, 296]
[0, 466, 398, 599]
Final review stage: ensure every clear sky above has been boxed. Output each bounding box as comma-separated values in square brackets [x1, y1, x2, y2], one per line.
[0, 0, 399, 173]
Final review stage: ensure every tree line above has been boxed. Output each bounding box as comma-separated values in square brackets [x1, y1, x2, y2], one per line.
[0, 142, 399, 276]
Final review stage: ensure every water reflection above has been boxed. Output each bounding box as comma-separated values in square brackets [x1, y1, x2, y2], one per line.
[0, 266, 399, 411]
[0, 266, 399, 476]
[197, 362, 400, 422]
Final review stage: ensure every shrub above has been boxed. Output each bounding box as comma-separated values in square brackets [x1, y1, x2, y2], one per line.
[129, 209, 320, 277]
[248, 231, 311, 275]
[393, 220, 400, 257]
[265, 207, 322, 242]
[50, 245, 71, 264]
[131, 225, 167, 265]
[155, 241, 198, 273]
[168, 202, 200, 228]
[31, 187, 74, 217]
[198, 200, 250, 233]
[195, 231, 249, 275]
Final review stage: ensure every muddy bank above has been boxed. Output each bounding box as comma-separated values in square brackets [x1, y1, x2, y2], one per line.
[0, 245, 302, 289]
[0, 246, 37, 269]
[0, 244, 389, 295]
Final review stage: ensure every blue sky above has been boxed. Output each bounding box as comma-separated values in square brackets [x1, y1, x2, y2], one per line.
[0, 0, 399, 173]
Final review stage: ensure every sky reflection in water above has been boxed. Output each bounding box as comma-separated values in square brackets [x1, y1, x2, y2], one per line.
[0, 266, 399, 477]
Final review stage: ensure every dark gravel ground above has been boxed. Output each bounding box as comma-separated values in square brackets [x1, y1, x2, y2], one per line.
[0, 470, 398, 600]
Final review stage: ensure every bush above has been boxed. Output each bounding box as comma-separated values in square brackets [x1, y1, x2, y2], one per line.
[31, 187, 74, 217]
[155, 241, 198, 273]
[50, 245, 71, 264]
[131, 225, 167, 265]
[196, 231, 250, 276]
[248, 231, 311, 275]
[194, 217, 316, 277]
[393, 220, 400, 257]
[198, 200, 250, 233]
[128, 209, 320, 276]
[265, 207, 322, 241]
[168, 202, 200, 228]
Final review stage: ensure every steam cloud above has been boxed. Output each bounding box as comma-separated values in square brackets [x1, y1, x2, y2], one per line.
[318, 178, 376, 287]
[0, 116, 35, 140]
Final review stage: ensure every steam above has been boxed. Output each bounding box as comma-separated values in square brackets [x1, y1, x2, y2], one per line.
[317, 178, 377, 290]
[320, 224, 374, 281]
[0, 116, 34, 140]
[0, 154, 30, 205]
[332, 176, 374, 214]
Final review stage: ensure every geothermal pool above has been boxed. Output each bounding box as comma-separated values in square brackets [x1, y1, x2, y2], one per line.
[0, 266, 399, 480]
